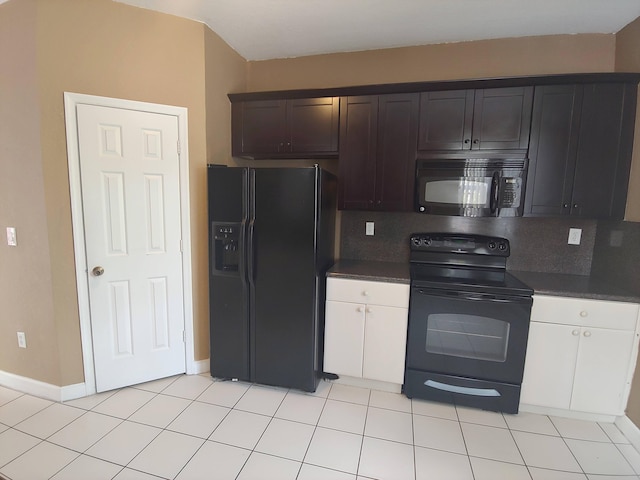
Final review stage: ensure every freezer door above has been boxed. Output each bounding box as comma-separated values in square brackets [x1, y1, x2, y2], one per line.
[250, 167, 322, 391]
[208, 166, 250, 380]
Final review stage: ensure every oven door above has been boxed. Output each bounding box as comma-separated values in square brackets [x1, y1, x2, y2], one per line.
[406, 286, 532, 385]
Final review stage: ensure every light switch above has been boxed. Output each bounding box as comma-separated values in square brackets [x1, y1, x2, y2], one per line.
[6, 227, 17, 246]
[365, 222, 375, 236]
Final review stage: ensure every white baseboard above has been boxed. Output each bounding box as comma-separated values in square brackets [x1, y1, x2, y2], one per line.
[616, 416, 640, 453]
[190, 359, 210, 375]
[0, 370, 86, 402]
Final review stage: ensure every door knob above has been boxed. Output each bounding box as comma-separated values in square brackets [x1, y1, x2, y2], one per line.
[92, 266, 105, 277]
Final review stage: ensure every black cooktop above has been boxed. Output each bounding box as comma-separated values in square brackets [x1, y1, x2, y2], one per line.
[409, 233, 533, 297]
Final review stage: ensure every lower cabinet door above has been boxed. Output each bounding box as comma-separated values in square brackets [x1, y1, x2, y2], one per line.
[571, 327, 636, 415]
[521, 322, 579, 409]
[362, 305, 408, 384]
[323, 300, 366, 378]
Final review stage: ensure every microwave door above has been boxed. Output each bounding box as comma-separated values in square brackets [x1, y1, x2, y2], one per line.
[419, 174, 494, 216]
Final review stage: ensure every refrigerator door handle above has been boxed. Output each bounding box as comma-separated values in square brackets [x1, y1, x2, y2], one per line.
[248, 219, 256, 284]
[247, 169, 256, 286]
[238, 218, 248, 284]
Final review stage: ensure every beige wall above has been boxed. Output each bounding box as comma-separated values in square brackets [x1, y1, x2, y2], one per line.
[198, 29, 247, 356]
[246, 34, 615, 92]
[0, 0, 63, 384]
[616, 16, 640, 224]
[615, 15, 640, 426]
[0, 0, 245, 387]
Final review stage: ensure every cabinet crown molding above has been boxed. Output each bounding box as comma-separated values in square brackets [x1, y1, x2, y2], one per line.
[228, 73, 640, 102]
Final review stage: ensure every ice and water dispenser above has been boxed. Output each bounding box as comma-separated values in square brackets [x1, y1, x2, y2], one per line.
[212, 223, 240, 273]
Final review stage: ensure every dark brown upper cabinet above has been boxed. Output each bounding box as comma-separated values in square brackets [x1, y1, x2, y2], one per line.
[231, 97, 339, 158]
[418, 86, 534, 152]
[338, 94, 419, 211]
[524, 83, 637, 219]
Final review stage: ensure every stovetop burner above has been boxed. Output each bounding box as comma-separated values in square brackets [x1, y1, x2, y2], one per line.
[409, 233, 532, 296]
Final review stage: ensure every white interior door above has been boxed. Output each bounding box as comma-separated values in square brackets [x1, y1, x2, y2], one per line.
[77, 104, 186, 392]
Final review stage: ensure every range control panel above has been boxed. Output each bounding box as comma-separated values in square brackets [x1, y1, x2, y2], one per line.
[410, 233, 510, 257]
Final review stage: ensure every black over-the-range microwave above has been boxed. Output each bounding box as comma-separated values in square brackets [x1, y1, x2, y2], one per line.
[415, 156, 527, 217]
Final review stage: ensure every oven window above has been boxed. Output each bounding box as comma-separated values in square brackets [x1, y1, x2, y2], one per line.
[424, 178, 490, 207]
[425, 314, 510, 362]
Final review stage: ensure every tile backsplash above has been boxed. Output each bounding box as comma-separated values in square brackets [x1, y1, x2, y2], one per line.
[340, 211, 597, 275]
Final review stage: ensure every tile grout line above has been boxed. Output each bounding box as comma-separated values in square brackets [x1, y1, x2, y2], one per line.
[294, 380, 333, 479]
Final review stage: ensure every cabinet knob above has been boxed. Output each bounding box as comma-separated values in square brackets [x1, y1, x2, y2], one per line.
[357, 306, 364, 313]
[464, 139, 470, 144]
[579, 311, 588, 318]
[573, 204, 579, 209]
[366, 307, 373, 314]
[362, 291, 369, 297]
[572, 329, 580, 336]
[583, 330, 592, 337]
[563, 203, 570, 209]
[473, 139, 479, 144]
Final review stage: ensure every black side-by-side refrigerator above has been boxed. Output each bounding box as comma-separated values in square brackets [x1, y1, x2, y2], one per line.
[207, 165, 336, 392]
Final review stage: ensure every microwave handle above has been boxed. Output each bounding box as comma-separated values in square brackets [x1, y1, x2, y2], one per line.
[490, 172, 500, 214]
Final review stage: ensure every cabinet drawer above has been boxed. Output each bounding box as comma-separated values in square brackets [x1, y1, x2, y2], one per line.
[532, 295, 638, 331]
[327, 278, 410, 308]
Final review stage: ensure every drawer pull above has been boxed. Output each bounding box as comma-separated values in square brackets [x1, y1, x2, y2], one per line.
[579, 311, 588, 318]
[572, 329, 580, 336]
[362, 291, 370, 297]
[583, 330, 592, 338]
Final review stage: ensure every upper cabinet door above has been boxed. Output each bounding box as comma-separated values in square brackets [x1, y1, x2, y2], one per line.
[375, 93, 419, 212]
[231, 97, 339, 158]
[472, 86, 533, 150]
[525, 83, 636, 219]
[524, 85, 583, 216]
[418, 90, 474, 151]
[418, 87, 533, 152]
[232, 100, 287, 156]
[571, 84, 633, 218]
[338, 94, 418, 212]
[287, 97, 339, 154]
[338, 96, 379, 210]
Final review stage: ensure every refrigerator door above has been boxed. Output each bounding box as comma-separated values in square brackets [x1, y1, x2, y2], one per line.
[250, 167, 322, 391]
[208, 166, 250, 381]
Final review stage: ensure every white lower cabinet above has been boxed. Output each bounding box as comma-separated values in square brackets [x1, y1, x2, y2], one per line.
[323, 278, 409, 384]
[521, 295, 639, 416]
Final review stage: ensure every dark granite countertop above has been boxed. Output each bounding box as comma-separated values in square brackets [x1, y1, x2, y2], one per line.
[327, 260, 640, 303]
[327, 260, 410, 284]
[509, 271, 640, 303]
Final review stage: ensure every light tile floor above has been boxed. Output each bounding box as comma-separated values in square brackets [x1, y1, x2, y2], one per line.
[0, 375, 639, 480]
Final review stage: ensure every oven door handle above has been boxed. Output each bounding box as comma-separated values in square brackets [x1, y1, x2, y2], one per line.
[415, 288, 530, 305]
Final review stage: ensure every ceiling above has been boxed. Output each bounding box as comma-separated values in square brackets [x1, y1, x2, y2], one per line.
[116, 1, 640, 60]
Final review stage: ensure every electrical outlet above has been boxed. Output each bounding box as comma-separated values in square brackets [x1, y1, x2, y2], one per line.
[365, 222, 375, 236]
[6, 227, 17, 246]
[17, 332, 26, 349]
[568, 228, 582, 245]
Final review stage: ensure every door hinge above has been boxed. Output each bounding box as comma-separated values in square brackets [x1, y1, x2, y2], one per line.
[180, 239, 183, 252]
[182, 331, 186, 343]
[177, 139, 181, 155]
